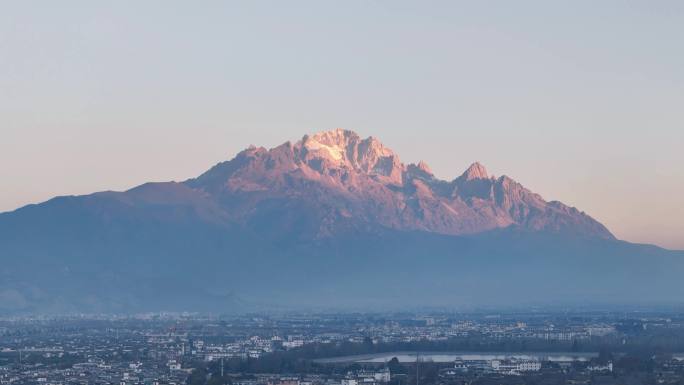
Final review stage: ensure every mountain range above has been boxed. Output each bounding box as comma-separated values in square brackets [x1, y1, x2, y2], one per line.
[1, 129, 682, 314]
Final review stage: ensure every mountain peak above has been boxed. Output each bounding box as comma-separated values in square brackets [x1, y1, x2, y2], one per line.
[461, 162, 489, 180]
[298, 129, 400, 177]
[311, 127, 359, 141]
[300, 129, 362, 161]
[417, 160, 433, 175]
[188, 132, 613, 240]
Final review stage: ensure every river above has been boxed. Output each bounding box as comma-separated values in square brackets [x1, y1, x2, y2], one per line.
[314, 351, 599, 363]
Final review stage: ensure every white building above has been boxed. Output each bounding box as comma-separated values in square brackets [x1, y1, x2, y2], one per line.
[355, 368, 390, 383]
[588, 361, 613, 372]
[491, 359, 541, 374]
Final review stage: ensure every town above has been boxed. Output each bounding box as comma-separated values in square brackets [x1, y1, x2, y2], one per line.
[2, 311, 684, 385]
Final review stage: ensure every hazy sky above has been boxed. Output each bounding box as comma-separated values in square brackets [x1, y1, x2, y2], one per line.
[1, 1, 683, 249]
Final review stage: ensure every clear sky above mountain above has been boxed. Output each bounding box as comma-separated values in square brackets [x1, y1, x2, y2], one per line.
[1, 1, 682, 249]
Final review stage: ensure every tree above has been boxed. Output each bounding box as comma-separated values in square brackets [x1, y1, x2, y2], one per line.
[387, 357, 406, 374]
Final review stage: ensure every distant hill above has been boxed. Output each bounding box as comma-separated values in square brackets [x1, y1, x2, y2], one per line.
[1, 129, 682, 314]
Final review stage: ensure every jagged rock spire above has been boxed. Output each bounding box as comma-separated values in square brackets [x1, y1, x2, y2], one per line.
[460, 162, 489, 180]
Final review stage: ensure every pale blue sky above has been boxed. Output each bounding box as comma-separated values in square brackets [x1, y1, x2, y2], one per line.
[1, 1, 683, 249]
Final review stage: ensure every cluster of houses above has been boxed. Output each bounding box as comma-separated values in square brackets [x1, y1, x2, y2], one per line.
[445, 358, 542, 376]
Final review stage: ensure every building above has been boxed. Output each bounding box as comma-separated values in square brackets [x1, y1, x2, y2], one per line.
[491, 359, 541, 375]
